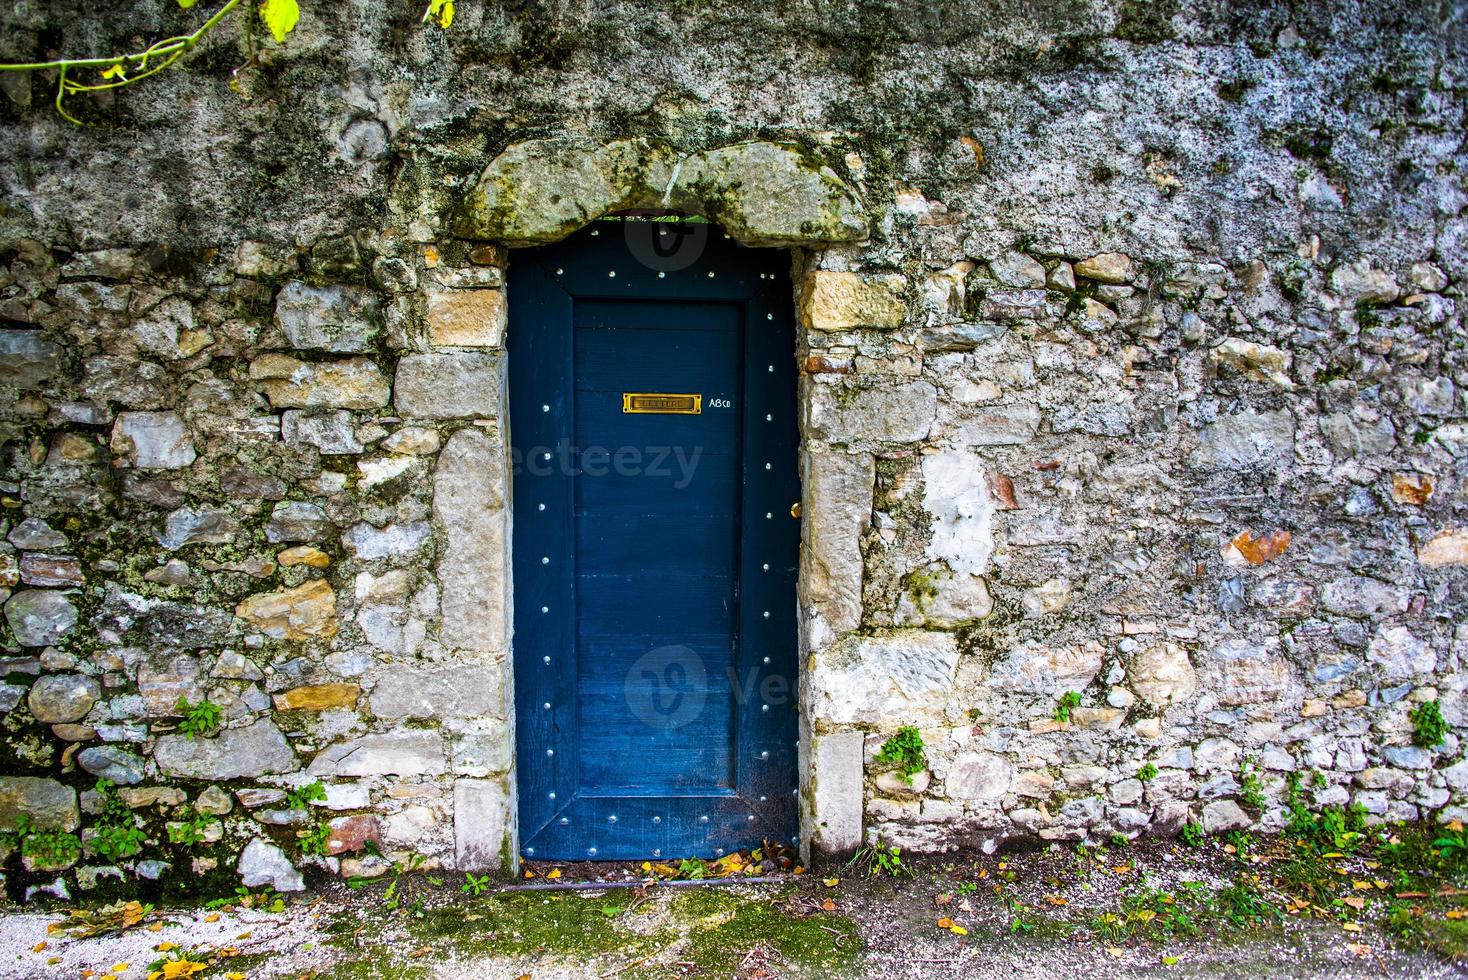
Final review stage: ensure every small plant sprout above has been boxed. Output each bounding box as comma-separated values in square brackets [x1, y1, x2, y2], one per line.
[1179, 822, 1204, 847]
[175, 695, 223, 740]
[285, 780, 328, 810]
[849, 838, 908, 878]
[874, 726, 928, 784]
[462, 872, 491, 896]
[1053, 690, 1082, 723]
[1410, 700, 1448, 748]
[1238, 757, 1266, 812]
[1137, 762, 1159, 783]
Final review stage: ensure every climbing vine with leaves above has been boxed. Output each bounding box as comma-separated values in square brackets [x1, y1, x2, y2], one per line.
[0, 0, 454, 124]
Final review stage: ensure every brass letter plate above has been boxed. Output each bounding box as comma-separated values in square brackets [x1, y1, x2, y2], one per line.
[622, 393, 701, 415]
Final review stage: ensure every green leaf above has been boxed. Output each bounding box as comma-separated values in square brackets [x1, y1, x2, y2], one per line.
[259, 0, 300, 42]
[178, 0, 199, 7]
[426, 0, 455, 28]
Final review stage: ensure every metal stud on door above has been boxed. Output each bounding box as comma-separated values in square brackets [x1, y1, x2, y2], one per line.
[508, 220, 800, 861]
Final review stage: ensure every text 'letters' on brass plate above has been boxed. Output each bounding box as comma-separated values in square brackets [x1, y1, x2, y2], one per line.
[622, 393, 701, 415]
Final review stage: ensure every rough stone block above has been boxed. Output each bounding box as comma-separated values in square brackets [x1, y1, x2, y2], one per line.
[281, 409, 364, 455]
[427, 288, 507, 348]
[810, 632, 958, 724]
[0, 776, 79, 831]
[433, 428, 509, 652]
[454, 777, 514, 871]
[0, 329, 61, 388]
[235, 580, 338, 640]
[923, 451, 995, 575]
[800, 450, 873, 638]
[308, 728, 447, 777]
[799, 271, 906, 331]
[1074, 252, 1132, 283]
[4, 590, 79, 647]
[27, 673, 100, 724]
[238, 838, 304, 892]
[808, 731, 863, 859]
[154, 720, 299, 780]
[1192, 410, 1295, 469]
[989, 640, 1104, 695]
[273, 683, 360, 711]
[274, 280, 379, 352]
[394, 352, 502, 419]
[1420, 529, 1468, 567]
[111, 412, 196, 469]
[808, 380, 936, 444]
[343, 521, 431, 561]
[369, 664, 505, 720]
[249, 354, 390, 410]
[945, 752, 1012, 801]
[1127, 643, 1198, 707]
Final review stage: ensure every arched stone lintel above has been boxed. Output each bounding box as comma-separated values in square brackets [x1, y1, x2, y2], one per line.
[452, 137, 870, 248]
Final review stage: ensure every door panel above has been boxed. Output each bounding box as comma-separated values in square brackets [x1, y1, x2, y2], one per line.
[509, 222, 799, 861]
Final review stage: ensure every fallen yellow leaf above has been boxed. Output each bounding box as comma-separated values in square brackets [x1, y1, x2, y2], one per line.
[937, 917, 954, 929]
[823, 878, 839, 888]
[31, 942, 45, 953]
[113, 965, 130, 972]
[1162, 955, 1180, 965]
[1343, 922, 1362, 933]
[949, 924, 968, 936]
[204, 912, 221, 923]
[1105, 946, 1124, 958]
[155, 942, 179, 952]
[1352, 881, 1373, 891]
[546, 868, 562, 880]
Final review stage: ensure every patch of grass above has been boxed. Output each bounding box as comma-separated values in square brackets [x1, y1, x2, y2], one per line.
[1387, 906, 1468, 963]
[1209, 874, 1281, 929]
[1179, 822, 1204, 847]
[411, 890, 649, 957]
[672, 886, 862, 974]
[405, 884, 861, 976]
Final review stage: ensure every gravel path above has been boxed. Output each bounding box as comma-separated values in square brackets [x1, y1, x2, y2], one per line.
[4, 842, 1468, 980]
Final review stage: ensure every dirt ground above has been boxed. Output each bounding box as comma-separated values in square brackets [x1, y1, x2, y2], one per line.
[4, 837, 1467, 979]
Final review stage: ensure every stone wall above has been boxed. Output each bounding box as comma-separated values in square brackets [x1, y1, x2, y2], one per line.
[0, 240, 518, 897]
[1, 0, 1467, 898]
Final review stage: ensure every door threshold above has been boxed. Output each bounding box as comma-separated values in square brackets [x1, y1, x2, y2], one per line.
[499, 875, 787, 894]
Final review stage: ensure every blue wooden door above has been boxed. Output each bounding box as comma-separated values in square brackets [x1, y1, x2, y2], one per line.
[508, 222, 799, 861]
